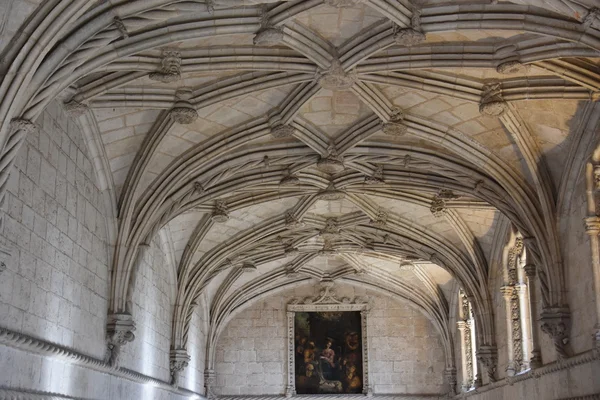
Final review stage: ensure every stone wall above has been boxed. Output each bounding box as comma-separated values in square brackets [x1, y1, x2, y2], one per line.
[120, 237, 175, 382]
[214, 284, 447, 396]
[0, 101, 110, 359]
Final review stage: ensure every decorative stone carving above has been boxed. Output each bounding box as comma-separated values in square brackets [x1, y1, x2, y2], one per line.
[459, 290, 474, 389]
[430, 196, 447, 217]
[284, 211, 305, 229]
[282, 238, 299, 257]
[394, 11, 426, 47]
[211, 199, 229, 223]
[370, 208, 388, 227]
[240, 260, 257, 272]
[496, 60, 527, 75]
[320, 217, 341, 240]
[105, 313, 135, 368]
[10, 118, 38, 135]
[280, 169, 300, 187]
[63, 99, 89, 117]
[170, 88, 198, 124]
[318, 59, 357, 91]
[541, 307, 571, 360]
[205, 369, 217, 399]
[254, 27, 284, 46]
[325, 0, 363, 6]
[285, 264, 301, 278]
[364, 164, 385, 185]
[169, 348, 190, 387]
[149, 49, 182, 83]
[319, 237, 338, 257]
[382, 107, 408, 136]
[583, 8, 600, 30]
[317, 145, 345, 174]
[271, 124, 295, 138]
[316, 182, 346, 200]
[479, 82, 507, 116]
[477, 345, 498, 383]
[113, 17, 129, 39]
[399, 261, 414, 271]
[438, 189, 459, 200]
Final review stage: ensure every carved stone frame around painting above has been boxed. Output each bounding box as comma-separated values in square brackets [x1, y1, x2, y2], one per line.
[286, 283, 372, 397]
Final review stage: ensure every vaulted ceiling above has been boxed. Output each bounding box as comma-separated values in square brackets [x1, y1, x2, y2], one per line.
[6, 0, 600, 362]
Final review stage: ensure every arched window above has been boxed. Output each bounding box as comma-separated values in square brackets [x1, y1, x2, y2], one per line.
[457, 289, 477, 391]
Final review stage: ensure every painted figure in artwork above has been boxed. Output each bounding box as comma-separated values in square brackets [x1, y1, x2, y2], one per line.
[319, 338, 336, 379]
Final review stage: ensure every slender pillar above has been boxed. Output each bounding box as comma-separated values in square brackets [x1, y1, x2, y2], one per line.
[524, 264, 542, 368]
[457, 321, 469, 391]
[517, 283, 532, 370]
[501, 286, 516, 376]
[585, 216, 600, 347]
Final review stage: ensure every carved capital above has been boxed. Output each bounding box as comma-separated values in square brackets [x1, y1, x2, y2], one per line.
[170, 88, 198, 124]
[149, 49, 182, 83]
[540, 307, 571, 360]
[105, 313, 136, 368]
[318, 59, 356, 91]
[254, 27, 284, 46]
[169, 348, 191, 387]
[500, 285, 515, 300]
[585, 216, 600, 236]
[211, 199, 229, 223]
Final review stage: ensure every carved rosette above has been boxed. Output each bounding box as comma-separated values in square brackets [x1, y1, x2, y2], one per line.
[317, 145, 345, 174]
[170, 88, 198, 124]
[254, 27, 284, 46]
[169, 348, 191, 387]
[149, 50, 182, 83]
[318, 60, 357, 91]
[105, 313, 136, 368]
[496, 60, 527, 75]
[271, 124, 295, 138]
[211, 199, 229, 223]
[476, 345, 498, 383]
[479, 82, 507, 116]
[63, 99, 89, 117]
[540, 307, 571, 360]
[316, 183, 346, 200]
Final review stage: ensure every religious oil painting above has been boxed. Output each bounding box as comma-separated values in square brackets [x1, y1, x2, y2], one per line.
[294, 311, 363, 394]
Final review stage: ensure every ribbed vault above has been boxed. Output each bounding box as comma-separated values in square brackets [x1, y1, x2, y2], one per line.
[1, 0, 600, 394]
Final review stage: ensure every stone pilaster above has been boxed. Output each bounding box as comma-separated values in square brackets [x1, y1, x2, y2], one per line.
[476, 345, 498, 383]
[524, 264, 542, 368]
[540, 307, 571, 361]
[204, 369, 217, 399]
[444, 367, 457, 396]
[169, 348, 191, 387]
[105, 312, 136, 368]
[585, 216, 600, 348]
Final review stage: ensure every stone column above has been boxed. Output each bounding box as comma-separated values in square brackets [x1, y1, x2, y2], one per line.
[500, 286, 516, 376]
[456, 321, 469, 391]
[585, 216, 600, 347]
[516, 283, 532, 370]
[524, 264, 542, 368]
[169, 348, 191, 387]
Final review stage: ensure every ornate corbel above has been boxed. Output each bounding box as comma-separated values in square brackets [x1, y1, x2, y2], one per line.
[211, 199, 229, 223]
[204, 369, 217, 399]
[394, 10, 426, 47]
[149, 49, 182, 83]
[170, 348, 191, 387]
[170, 88, 198, 124]
[318, 59, 357, 91]
[476, 345, 498, 383]
[479, 82, 507, 116]
[105, 312, 136, 368]
[540, 307, 571, 360]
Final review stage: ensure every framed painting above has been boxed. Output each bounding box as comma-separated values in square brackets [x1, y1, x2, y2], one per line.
[286, 283, 371, 397]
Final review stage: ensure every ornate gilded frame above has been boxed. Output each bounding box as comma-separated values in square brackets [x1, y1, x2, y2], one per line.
[285, 283, 372, 397]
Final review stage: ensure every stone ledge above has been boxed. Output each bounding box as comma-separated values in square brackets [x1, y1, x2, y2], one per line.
[0, 325, 203, 399]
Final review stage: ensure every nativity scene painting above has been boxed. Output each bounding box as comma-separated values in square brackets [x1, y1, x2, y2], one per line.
[294, 311, 363, 394]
